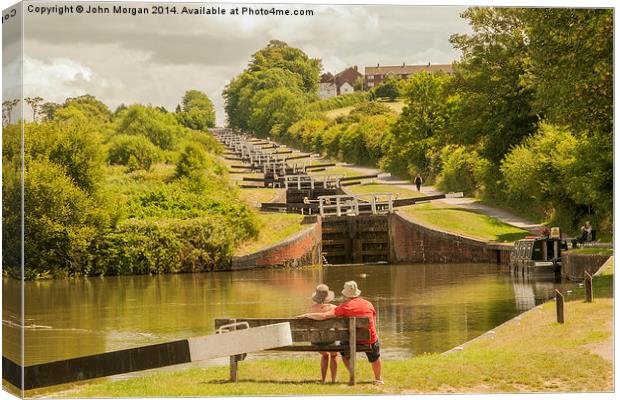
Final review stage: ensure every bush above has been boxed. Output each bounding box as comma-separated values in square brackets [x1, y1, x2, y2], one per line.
[175, 143, 208, 178]
[18, 159, 109, 278]
[107, 135, 160, 171]
[92, 217, 237, 275]
[116, 105, 187, 150]
[307, 92, 370, 112]
[436, 145, 491, 195]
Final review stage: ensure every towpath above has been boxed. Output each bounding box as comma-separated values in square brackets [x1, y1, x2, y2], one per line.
[339, 163, 544, 235]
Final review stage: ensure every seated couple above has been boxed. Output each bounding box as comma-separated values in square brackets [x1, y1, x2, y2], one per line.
[300, 281, 383, 385]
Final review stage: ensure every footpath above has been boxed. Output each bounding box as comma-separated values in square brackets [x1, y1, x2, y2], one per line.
[340, 163, 544, 235]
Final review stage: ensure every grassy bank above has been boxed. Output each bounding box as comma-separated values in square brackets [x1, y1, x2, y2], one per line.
[62, 260, 613, 396]
[234, 213, 306, 256]
[402, 202, 528, 243]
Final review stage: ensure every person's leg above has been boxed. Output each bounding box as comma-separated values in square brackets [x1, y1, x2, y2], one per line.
[371, 358, 382, 381]
[320, 352, 329, 383]
[329, 353, 338, 383]
[341, 355, 351, 373]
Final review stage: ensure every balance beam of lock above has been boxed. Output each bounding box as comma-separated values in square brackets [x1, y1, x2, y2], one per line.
[3, 322, 292, 390]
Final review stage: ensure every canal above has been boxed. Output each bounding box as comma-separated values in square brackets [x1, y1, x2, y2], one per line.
[3, 263, 576, 372]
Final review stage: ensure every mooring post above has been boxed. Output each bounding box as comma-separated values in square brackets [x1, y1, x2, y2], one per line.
[585, 271, 593, 303]
[229, 319, 238, 382]
[348, 317, 357, 386]
[555, 290, 564, 324]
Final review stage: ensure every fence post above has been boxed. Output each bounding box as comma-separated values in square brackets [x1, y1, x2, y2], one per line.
[555, 290, 564, 324]
[585, 271, 593, 303]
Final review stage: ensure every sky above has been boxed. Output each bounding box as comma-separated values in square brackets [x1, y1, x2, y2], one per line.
[7, 1, 471, 125]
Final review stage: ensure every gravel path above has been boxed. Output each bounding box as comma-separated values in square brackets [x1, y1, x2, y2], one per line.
[339, 162, 543, 234]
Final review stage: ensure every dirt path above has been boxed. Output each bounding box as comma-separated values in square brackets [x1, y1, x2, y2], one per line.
[339, 163, 543, 234]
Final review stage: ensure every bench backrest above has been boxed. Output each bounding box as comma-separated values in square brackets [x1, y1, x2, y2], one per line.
[214, 318, 370, 343]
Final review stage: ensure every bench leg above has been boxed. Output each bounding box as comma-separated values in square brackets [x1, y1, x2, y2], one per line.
[349, 317, 356, 386]
[230, 355, 238, 382]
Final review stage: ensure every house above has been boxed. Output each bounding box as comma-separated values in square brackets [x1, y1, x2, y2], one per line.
[334, 66, 362, 95]
[364, 63, 453, 90]
[319, 73, 336, 99]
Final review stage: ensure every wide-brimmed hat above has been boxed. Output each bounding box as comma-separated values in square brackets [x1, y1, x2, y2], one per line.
[342, 281, 361, 298]
[312, 284, 335, 304]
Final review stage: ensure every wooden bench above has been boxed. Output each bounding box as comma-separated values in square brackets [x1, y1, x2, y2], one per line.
[214, 317, 371, 385]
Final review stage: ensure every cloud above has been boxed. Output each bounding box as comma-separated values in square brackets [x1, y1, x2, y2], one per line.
[21, 3, 471, 125]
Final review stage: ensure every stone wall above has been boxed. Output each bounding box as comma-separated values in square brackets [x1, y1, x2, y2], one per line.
[388, 211, 512, 264]
[231, 216, 322, 270]
[561, 252, 611, 281]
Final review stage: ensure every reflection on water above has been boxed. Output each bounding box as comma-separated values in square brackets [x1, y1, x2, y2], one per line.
[3, 263, 575, 368]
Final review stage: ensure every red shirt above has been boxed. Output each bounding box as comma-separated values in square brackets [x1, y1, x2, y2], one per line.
[334, 297, 378, 344]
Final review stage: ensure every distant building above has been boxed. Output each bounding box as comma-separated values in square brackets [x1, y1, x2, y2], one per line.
[334, 66, 362, 95]
[319, 66, 363, 99]
[319, 73, 337, 99]
[364, 63, 453, 90]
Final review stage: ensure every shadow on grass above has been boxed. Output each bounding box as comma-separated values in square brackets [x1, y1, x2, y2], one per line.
[203, 379, 376, 385]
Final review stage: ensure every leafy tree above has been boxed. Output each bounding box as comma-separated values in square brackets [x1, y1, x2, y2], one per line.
[107, 135, 160, 171]
[521, 8, 613, 137]
[448, 7, 537, 163]
[248, 40, 321, 93]
[2, 99, 20, 125]
[61, 95, 112, 124]
[115, 105, 187, 150]
[176, 90, 216, 130]
[40, 101, 61, 122]
[25, 96, 44, 122]
[383, 72, 452, 179]
[371, 75, 401, 101]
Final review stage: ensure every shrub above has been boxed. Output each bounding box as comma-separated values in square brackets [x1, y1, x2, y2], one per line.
[436, 145, 491, 195]
[107, 135, 160, 171]
[307, 92, 370, 112]
[175, 143, 208, 178]
[92, 217, 237, 275]
[116, 105, 187, 150]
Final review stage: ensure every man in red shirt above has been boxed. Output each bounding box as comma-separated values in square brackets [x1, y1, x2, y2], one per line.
[301, 281, 383, 385]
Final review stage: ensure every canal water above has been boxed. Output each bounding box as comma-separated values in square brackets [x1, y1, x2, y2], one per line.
[3, 263, 576, 371]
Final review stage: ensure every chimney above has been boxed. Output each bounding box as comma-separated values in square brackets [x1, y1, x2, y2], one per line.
[428, 62, 431, 67]
[377, 63, 379, 68]
[402, 62, 405, 67]
[354, 65, 358, 71]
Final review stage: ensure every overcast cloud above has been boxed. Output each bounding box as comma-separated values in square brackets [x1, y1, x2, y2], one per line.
[18, 2, 470, 124]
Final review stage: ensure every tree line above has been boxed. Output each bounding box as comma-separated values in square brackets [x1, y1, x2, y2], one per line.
[223, 8, 612, 237]
[3, 91, 263, 279]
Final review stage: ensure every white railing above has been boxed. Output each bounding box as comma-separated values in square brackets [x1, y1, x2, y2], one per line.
[317, 193, 395, 217]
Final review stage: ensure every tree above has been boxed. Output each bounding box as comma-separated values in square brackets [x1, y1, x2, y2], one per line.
[2, 99, 20, 125]
[115, 105, 187, 150]
[40, 101, 61, 121]
[382, 72, 452, 179]
[371, 75, 401, 101]
[521, 9, 613, 137]
[25, 96, 44, 122]
[448, 7, 538, 163]
[177, 90, 216, 130]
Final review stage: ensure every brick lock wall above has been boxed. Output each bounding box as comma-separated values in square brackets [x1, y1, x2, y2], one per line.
[388, 212, 512, 264]
[561, 252, 611, 281]
[232, 218, 322, 270]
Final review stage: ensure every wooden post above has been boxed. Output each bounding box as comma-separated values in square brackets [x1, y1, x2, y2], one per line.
[229, 320, 238, 382]
[348, 317, 356, 386]
[555, 290, 564, 324]
[585, 271, 593, 303]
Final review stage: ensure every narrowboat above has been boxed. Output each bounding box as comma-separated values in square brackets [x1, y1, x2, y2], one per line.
[510, 236, 568, 276]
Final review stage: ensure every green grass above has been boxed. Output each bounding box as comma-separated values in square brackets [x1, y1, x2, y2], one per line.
[401, 203, 529, 243]
[323, 100, 405, 120]
[345, 183, 426, 199]
[308, 166, 363, 178]
[58, 269, 613, 396]
[567, 248, 614, 256]
[236, 187, 277, 207]
[234, 213, 306, 256]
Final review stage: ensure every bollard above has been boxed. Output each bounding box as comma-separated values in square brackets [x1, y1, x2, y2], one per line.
[585, 271, 593, 303]
[555, 289, 564, 324]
